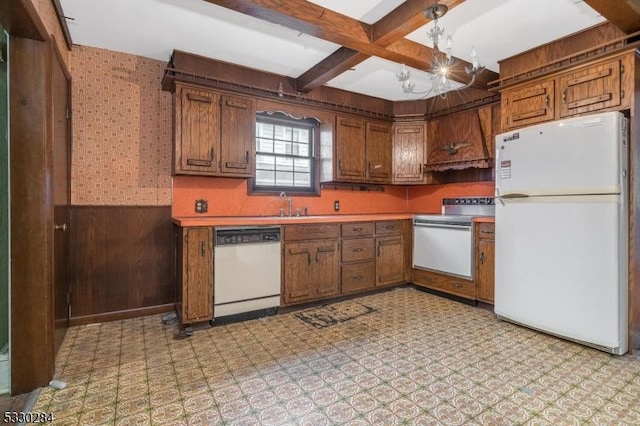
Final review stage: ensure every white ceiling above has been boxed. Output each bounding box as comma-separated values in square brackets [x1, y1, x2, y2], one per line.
[60, 0, 606, 101]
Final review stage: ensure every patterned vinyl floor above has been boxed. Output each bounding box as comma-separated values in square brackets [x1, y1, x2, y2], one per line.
[32, 287, 640, 425]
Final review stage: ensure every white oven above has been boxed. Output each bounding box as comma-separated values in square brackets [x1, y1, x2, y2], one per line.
[412, 197, 495, 280]
[413, 216, 474, 279]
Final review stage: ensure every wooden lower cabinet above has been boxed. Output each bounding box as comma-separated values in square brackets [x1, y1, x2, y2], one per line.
[341, 223, 376, 294]
[282, 224, 340, 305]
[342, 262, 375, 293]
[475, 222, 495, 303]
[176, 227, 213, 324]
[376, 235, 404, 286]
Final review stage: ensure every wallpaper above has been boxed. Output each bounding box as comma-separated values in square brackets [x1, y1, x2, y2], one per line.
[70, 46, 172, 205]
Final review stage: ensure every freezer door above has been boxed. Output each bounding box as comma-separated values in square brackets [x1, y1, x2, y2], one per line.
[494, 195, 627, 353]
[495, 111, 627, 196]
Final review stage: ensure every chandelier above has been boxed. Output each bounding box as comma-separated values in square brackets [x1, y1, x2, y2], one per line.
[396, 3, 485, 99]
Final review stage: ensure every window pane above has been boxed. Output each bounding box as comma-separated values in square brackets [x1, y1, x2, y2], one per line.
[276, 157, 293, 172]
[293, 143, 309, 157]
[293, 172, 310, 187]
[293, 158, 310, 173]
[256, 154, 275, 171]
[273, 140, 291, 155]
[256, 170, 275, 186]
[257, 138, 274, 153]
[275, 171, 293, 186]
[292, 129, 309, 143]
[256, 123, 274, 139]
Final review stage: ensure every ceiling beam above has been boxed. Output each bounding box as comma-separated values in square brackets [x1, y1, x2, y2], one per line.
[297, 0, 467, 92]
[206, 0, 498, 93]
[295, 48, 370, 93]
[583, 0, 640, 33]
[371, 0, 465, 46]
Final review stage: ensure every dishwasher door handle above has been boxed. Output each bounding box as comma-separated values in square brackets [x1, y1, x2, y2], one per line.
[414, 223, 471, 231]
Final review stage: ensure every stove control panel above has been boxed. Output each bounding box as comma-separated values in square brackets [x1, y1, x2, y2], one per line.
[443, 197, 494, 206]
[442, 197, 495, 216]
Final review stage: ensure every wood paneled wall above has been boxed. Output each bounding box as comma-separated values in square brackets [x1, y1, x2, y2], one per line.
[10, 36, 55, 394]
[69, 206, 174, 325]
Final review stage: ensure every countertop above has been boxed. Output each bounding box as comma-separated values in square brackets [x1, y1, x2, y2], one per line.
[473, 217, 495, 223]
[172, 213, 415, 227]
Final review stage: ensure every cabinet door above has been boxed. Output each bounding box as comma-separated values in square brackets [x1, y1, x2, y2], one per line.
[558, 58, 621, 118]
[392, 122, 426, 183]
[476, 239, 495, 303]
[283, 242, 315, 303]
[342, 262, 375, 293]
[365, 122, 392, 183]
[376, 236, 404, 286]
[175, 85, 220, 174]
[335, 116, 366, 181]
[502, 80, 554, 130]
[220, 94, 256, 176]
[315, 240, 341, 297]
[182, 227, 213, 323]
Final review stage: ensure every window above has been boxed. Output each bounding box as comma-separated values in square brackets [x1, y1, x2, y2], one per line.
[252, 112, 319, 194]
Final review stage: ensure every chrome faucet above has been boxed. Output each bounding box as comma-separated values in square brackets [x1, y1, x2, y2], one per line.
[279, 192, 293, 217]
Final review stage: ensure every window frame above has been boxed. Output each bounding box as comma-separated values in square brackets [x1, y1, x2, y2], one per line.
[249, 112, 321, 196]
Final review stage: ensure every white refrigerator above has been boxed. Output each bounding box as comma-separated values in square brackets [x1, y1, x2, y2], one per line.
[494, 111, 629, 355]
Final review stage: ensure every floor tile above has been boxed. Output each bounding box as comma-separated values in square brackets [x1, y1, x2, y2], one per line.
[31, 288, 640, 426]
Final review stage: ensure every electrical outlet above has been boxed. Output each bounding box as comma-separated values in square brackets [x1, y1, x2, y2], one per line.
[195, 199, 208, 214]
[334, 200, 340, 212]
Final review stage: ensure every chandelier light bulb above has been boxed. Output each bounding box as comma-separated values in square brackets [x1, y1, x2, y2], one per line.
[471, 46, 478, 70]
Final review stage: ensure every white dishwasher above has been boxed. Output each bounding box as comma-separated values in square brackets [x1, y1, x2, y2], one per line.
[214, 226, 281, 320]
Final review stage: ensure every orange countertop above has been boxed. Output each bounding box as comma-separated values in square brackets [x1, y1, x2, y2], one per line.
[173, 213, 415, 227]
[473, 217, 495, 223]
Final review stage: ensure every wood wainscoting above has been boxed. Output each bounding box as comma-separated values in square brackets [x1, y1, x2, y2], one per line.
[69, 206, 175, 325]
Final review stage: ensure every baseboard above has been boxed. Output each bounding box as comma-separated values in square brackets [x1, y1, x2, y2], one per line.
[69, 303, 175, 326]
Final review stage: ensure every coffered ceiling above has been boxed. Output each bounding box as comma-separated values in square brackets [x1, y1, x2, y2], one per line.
[58, 0, 616, 101]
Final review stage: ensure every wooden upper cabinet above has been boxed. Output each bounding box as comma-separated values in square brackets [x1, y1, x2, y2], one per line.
[499, 53, 634, 130]
[335, 116, 366, 181]
[426, 106, 495, 171]
[174, 84, 220, 175]
[558, 58, 622, 118]
[365, 122, 392, 183]
[172, 84, 256, 177]
[220, 94, 256, 176]
[502, 80, 555, 130]
[392, 121, 426, 184]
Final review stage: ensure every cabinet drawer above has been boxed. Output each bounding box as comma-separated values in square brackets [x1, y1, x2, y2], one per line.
[342, 262, 375, 293]
[477, 223, 495, 240]
[284, 224, 340, 241]
[342, 238, 374, 262]
[341, 222, 374, 238]
[375, 220, 404, 236]
[412, 269, 475, 299]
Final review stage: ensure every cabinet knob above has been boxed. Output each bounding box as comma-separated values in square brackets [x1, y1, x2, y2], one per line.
[480, 252, 485, 265]
[54, 223, 68, 232]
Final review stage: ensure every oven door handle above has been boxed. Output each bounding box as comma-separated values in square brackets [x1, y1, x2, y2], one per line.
[414, 223, 471, 231]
